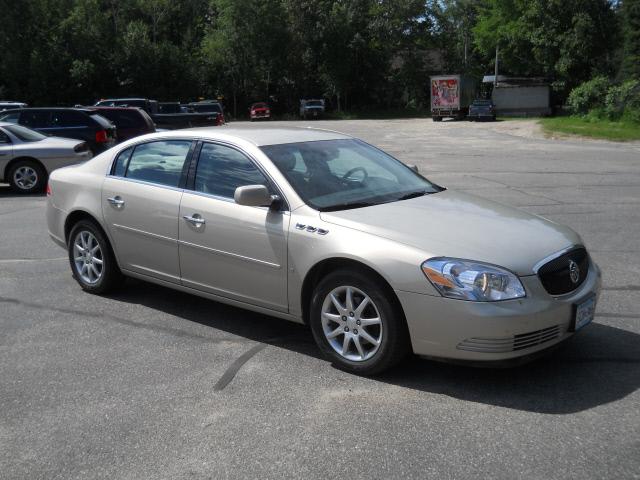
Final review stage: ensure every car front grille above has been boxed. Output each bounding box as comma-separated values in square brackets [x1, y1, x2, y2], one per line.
[457, 325, 561, 353]
[537, 247, 589, 295]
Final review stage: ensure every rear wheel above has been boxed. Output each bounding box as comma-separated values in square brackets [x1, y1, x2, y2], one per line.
[68, 220, 122, 294]
[309, 269, 410, 375]
[8, 160, 46, 194]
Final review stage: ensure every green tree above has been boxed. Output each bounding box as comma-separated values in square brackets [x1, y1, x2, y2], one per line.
[474, 0, 619, 97]
[620, 0, 640, 79]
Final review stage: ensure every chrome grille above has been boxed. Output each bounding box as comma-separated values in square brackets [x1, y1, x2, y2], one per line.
[457, 325, 561, 353]
[537, 247, 589, 295]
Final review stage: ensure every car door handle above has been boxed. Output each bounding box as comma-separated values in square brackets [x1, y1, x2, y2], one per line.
[107, 196, 125, 207]
[183, 215, 205, 226]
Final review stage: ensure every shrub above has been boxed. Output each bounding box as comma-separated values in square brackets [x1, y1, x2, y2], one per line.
[567, 76, 610, 114]
[609, 80, 640, 122]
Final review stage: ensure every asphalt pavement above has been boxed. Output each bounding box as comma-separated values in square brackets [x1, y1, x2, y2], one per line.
[1, 119, 639, 479]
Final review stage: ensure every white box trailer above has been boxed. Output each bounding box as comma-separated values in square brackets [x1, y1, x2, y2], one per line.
[430, 75, 477, 121]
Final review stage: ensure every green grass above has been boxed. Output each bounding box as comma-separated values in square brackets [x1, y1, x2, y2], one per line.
[540, 116, 640, 141]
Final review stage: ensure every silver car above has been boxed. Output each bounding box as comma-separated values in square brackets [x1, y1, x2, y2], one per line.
[46, 127, 601, 374]
[0, 122, 92, 193]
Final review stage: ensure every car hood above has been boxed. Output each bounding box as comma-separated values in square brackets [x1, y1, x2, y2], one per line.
[319, 190, 581, 276]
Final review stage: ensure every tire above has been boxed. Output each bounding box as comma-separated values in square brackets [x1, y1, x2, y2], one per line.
[309, 269, 411, 375]
[68, 219, 123, 294]
[432, 116, 442, 122]
[8, 159, 46, 194]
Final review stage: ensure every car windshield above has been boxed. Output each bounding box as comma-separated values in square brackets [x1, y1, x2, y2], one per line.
[261, 139, 442, 211]
[306, 101, 323, 107]
[473, 100, 492, 106]
[4, 124, 46, 142]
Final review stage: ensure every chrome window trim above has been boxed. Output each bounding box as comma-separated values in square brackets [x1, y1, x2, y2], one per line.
[105, 136, 292, 212]
[105, 175, 186, 194]
[106, 136, 197, 177]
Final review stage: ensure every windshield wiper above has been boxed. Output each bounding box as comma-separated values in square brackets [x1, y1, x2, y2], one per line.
[396, 190, 428, 201]
[321, 201, 379, 212]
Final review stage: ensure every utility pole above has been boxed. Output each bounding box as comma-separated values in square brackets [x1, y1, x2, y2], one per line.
[494, 44, 499, 87]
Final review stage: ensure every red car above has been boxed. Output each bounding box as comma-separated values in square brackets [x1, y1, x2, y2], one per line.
[249, 102, 271, 121]
[87, 106, 155, 142]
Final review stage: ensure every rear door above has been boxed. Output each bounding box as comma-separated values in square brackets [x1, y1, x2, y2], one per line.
[178, 142, 289, 312]
[102, 139, 195, 284]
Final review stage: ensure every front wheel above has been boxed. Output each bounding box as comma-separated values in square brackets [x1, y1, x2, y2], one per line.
[309, 270, 410, 375]
[68, 220, 122, 294]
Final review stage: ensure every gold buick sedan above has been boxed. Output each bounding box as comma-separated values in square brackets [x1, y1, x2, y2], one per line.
[46, 127, 601, 374]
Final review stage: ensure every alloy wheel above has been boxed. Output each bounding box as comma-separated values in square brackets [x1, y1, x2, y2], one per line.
[73, 230, 104, 284]
[13, 166, 38, 190]
[321, 285, 383, 361]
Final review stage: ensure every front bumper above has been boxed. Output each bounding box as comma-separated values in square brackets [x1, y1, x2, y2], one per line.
[397, 260, 601, 362]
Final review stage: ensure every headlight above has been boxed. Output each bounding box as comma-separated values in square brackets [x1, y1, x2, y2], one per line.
[421, 258, 526, 301]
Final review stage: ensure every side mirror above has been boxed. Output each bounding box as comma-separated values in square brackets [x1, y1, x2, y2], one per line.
[234, 184, 277, 208]
[408, 164, 419, 173]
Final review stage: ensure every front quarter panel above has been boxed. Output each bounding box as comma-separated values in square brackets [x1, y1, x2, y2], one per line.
[287, 206, 440, 318]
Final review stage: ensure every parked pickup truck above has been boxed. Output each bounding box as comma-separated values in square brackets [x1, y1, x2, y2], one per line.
[95, 98, 220, 129]
[299, 99, 325, 119]
[430, 75, 476, 121]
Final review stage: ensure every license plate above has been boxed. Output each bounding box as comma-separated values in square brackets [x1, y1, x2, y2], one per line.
[572, 295, 596, 331]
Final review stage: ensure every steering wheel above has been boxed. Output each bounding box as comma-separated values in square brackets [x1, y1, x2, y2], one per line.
[342, 166, 368, 183]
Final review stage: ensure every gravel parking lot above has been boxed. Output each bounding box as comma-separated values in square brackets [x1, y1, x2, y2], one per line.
[1, 119, 639, 479]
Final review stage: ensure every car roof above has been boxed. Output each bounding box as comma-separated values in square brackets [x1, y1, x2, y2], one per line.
[166, 126, 351, 146]
[0, 107, 94, 113]
[98, 98, 147, 101]
[88, 106, 142, 111]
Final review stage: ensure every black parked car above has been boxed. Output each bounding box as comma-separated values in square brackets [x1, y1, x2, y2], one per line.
[0, 108, 116, 154]
[87, 107, 155, 142]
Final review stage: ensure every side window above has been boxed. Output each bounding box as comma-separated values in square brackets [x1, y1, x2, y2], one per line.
[50, 111, 91, 127]
[195, 143, 269, 198]
[0, 129, 10, 143]
[112, 147, 134, 177]
[125, 140, 192, 187]
[21, 111, 50, 128]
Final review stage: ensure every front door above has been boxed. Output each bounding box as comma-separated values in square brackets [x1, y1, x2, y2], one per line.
[0, 129, 14, 173]
[102, 139, 193, 284]
[178, 142, 289, 312]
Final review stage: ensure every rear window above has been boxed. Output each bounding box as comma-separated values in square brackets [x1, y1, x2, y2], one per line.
[4, 124, 47, 142]
[124, 140, 192, 187]
[89, 113, 115, 129]
[190, 104, 222, 113]
[0, 111, 20, 123]
[473, 100, 492, 106]
[97, 110, 143, 129]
